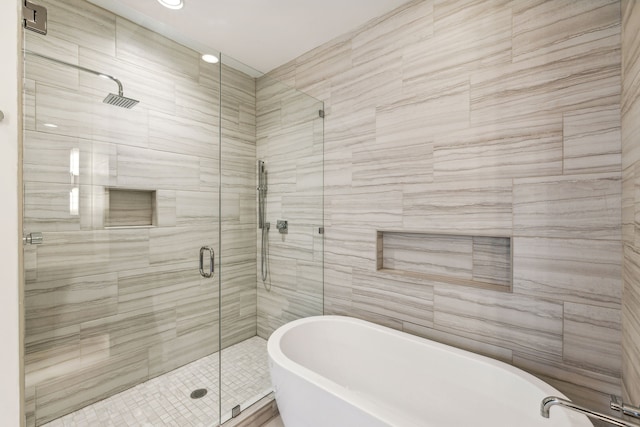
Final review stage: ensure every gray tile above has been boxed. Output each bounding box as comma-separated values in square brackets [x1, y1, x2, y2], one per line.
[563, 302, 622, 376]
[434, 286, 563, 357]
[563, 105, 622, 174]
[513, 237, 622, 307]
[513, 172, 621, 240]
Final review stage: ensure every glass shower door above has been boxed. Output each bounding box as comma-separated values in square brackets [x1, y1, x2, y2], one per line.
[219, 55, 324, 422]
[22, 3, 222, 424]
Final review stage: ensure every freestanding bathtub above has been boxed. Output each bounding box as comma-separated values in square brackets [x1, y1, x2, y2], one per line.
[268, 316, 592, 427]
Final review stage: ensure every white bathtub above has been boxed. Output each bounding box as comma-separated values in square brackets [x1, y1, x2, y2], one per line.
[267, 316, 592, 427]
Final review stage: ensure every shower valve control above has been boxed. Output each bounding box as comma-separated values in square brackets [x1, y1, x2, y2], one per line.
[276, 220, 288, 234]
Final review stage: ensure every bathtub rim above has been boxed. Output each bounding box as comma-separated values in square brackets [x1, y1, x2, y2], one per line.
[267, 315, 589, 426]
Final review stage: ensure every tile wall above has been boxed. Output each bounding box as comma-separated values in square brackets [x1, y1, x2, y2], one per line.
[254, 76, 324, 338]
[23, 0, 256, 425]
[266, 0, 623, 410]
[621, 0, 640, 405]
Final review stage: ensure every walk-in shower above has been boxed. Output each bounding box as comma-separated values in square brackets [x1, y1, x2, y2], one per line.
[257, 160, 269, 285]
[22, 0, 323, 425]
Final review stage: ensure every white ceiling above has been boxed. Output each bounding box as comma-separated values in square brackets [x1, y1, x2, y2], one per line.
[87, 0, 414, 75]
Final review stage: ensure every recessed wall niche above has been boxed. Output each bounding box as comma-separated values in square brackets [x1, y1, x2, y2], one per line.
[376, 231, 512, 292]
[104, 188, 156, 228]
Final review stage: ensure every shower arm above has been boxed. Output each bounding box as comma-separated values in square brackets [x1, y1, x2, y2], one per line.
[24, 50, 124, 96]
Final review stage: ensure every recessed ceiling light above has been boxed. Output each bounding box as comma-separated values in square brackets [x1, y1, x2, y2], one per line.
[201, 54, 219, 64]
[157, 0, 183, 10]
[43, 123, 58, 128]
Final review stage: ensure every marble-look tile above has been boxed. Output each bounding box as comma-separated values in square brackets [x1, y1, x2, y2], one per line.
[222, 63, 256, 107]
[381, 232, 473, 280]
[622, 168, 635, 246]
[80, 306, 176, 357]
[35, 229, 150, 281]
[25, 273, 118, 336]
[352, 139, 433, 188]
[78, 46, 177, 116]
[513, 351, 621, 398]
[87, 142, 118, 187]
[622, 244, 640, 402]
[434, 286, 563, 357]
[513, 172, 621, 240]
[328, 190, 403, 229]
[513, 237, 622, 308]
[512, 0, 620, 64]
[622, 87, 640, 172]
[376, 88, 470, 143]
[472, 236, 511, 287]
[24, 246, 38, 283]
[24, 79, 36, 131]
[149, 226, 216, 266]
[25, 385, 36, 427]
[24, 32, 79, 91]
[405, 5, 511, 91]
[25, 325, 80, 381]
[295, 34, 352, 91]
[78, 184, 109, 231]
[148, 328, 218, 378]
[117, 262, 204, 314]
[563, 302, 621, 376]
[115, 17, 199, 80]
[323, 264, 353, 304]
[403, 321, 513, 364]
[199, 157, 220, 192]
[35, 83, 150, 148]
[352, 268, 433, 328]
[352, 0, 432, 67]
[149, 111, 219, 159]
[35, 350, 148, 426]
[154, 190, 176, 227]
[470, 35, 620, 125]
[116, 145, 200, 191]
[280, 91, 322, 129]
[43, 0, 116, 56]
[433, 117, 563, 180]
[34, 83, 94, 139]
[23, 131, 85, 185]
[23, 182, 80, 232]
[563, 105, 621, 174]
[175, 78, 219, 124]
[331, 50, 403, 112]
[175, 190, 218, 226]
[402, 179, 513, 234]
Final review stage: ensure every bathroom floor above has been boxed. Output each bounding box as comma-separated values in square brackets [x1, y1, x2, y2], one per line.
[42, 337, 271, 427]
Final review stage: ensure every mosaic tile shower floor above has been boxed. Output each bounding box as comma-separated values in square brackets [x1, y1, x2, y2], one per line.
[43, 337, 271, 427]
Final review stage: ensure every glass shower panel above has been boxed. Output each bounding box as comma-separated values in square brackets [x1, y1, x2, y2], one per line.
[219, 56, 324, 422]
[22, 1, 221, 425]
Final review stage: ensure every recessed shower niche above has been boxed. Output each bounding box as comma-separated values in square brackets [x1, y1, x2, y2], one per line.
[104, 188, 156, 228]
[376, 231, 512, 292]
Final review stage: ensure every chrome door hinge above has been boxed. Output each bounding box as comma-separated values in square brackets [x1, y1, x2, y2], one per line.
[23, 0, 47, 35]
[23, 232, 43, 245]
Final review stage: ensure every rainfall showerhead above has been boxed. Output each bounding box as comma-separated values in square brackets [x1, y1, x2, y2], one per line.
[103, 93, 139, 109]
[24, 50, 140, 109]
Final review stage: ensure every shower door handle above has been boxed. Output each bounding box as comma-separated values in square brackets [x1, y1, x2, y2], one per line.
[199, 246, 214, 278]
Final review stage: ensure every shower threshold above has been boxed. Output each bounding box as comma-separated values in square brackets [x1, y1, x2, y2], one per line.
[42, 336, 272, 427]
